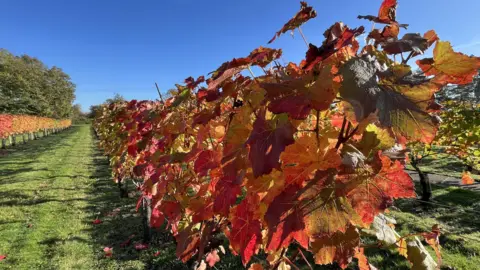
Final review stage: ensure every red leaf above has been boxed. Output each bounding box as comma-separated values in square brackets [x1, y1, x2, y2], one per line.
[213, 179, 242, 216]
[92, 219, 102, 225]
[185, 76, 205, 90]
[120, 235, 135, 248]
[262, 67, 337, 120]
[192, 104, 221, 126]
[246, 111, 296, 178]
[228, 196, 262, 265]
[196, 88, 221, 102]
[303, 23, 364, 71]
[103, 247, 113, 257]
[134, 243, 149, 251]
[207, 58, 250, 91]
[0, 255, 6, 261]
[265, 184, 309, 252]
[175, 226, 200, 262]
[150, 207, 165, 228]
[161, 201, 182, 234]
[268, 1, 317, 44]
[206, 249, 221, 267]
[247, 47, 282, 68]
[339, 152, 415, 225]
[194, 150, 221, 177]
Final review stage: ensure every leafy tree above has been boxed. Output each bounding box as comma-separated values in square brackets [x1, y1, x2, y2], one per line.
[0, 49, 75, 118]
[88, 93, 125, 119]
[71, 104, 89, 124]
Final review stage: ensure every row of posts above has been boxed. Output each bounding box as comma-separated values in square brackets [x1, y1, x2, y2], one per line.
[1, 127, 68, 149]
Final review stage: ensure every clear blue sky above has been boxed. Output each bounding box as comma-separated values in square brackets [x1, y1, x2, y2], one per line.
[1, 0, 480, 112]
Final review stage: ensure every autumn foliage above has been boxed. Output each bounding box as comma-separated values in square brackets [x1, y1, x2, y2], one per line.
[94, 1, 480, 269]
[0, 114, 71, 139]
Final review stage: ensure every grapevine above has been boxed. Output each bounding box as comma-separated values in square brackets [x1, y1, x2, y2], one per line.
[94, 1, 480, 268]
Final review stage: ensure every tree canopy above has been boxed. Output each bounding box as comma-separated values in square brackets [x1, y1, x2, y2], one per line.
[0, 49, 76, 118]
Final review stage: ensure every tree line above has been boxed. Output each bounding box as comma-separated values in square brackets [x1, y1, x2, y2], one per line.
[0, 48, 75, 119]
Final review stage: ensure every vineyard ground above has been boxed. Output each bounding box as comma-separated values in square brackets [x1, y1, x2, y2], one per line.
[0, 125, 181, 269]
[0, 125, 479, 269]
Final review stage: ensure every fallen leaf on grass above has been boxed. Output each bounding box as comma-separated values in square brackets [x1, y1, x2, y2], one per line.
[461, 171, 475, 185]
[120, 234, 136, 247]
[92, 219, 102, 224]
[134, 243, 149, 250]
[103, 247, 113, 257]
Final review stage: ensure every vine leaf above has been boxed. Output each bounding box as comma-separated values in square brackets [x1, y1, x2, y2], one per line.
[150, 208, 165, 228]
[303, 22, 364, 71]
[310, 225, 360, 268]
[358, 0, 406, 26]
[194, 150, 221, 177]
[264, 184, 309, 252]
[206, 249, 221, 267]
[281, 133, 341, 185]
[247, 111, 296, 178]
[268, 1, 317, 44]
[381, 33, 428, 55]
[354, 248, 372, 270]
[417, 41, 480, 85]
[339, 153, 415, 225]
[228, 195, 262, 265]
[300, 170, 362, 236]
[340, 57, 439, 143]
[262, 66, 337, 120]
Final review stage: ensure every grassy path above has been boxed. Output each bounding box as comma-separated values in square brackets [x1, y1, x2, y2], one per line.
[0, 126, 154, 269]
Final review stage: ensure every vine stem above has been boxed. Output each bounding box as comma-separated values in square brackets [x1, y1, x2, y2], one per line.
[402, 51, 415, 65]
[298, 26, 309, 48]
[247, 65, 258, 83]
[154, 82, 164, 103]
[298, 248, 313, 270]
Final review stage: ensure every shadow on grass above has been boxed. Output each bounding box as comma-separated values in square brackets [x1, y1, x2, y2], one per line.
[393, 184, 480, 265]
[0, 127, 78, 170]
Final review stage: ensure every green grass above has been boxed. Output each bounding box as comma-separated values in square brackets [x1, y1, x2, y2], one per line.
[0, 125, 181, 269]
[0, 126, 478, 269]
[366, 184, 480, 270]
[407, 151, 480, 180]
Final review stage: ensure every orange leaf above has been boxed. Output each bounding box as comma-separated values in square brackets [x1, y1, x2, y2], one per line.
[339, 153, 415, 225]
[248, 263, 264, 270]
[354, 248, 371, 270]
[378, 0, 397, 24]
[281, 133, 341, 185]
[268, 1, 317, 44]
[417, 41, 480, 85]
[311, 225, 360, 268]
[461, 171, 475, 185]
